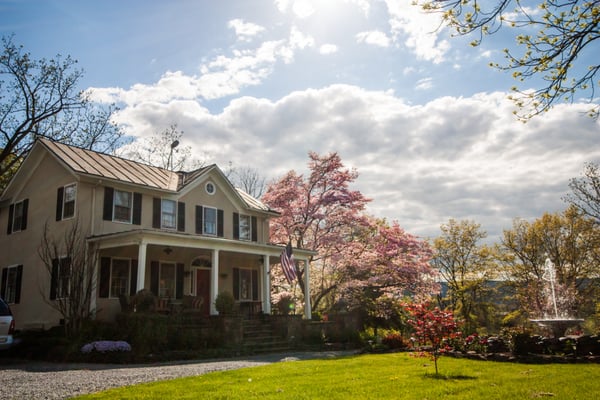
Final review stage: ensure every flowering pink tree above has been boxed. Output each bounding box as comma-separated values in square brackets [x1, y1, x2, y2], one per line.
[263, 152, 438, 316]
[263, 152, 370, 310]
[404, 302, 462, 376]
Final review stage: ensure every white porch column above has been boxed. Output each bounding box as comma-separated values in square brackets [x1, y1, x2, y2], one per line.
[303, 258, 312, 319]
[136, 241, 147, 292]
[262, 254, 271, 314]
[210, 249, 220, 315]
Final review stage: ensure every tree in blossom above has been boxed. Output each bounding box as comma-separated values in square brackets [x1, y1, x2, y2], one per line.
[263, 152, 370, 311]
[404, 301, 462, 376]
[263, 152, 438, 317]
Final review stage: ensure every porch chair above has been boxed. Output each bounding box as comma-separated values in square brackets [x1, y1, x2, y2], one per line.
[182, 295, 204, 313]
[154, 297, 171, 314]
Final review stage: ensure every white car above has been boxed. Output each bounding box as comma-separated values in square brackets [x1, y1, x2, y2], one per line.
[0, 297, 15, 350]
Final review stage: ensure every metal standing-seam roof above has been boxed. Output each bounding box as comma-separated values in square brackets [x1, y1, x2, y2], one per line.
[38, 138, 279, 215]
[41, 138, 181, 191]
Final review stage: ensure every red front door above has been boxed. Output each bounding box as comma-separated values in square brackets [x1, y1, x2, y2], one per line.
[195, 269, 210, 315]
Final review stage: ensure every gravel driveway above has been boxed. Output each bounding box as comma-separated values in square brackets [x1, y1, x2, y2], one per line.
[0, 351, 353, 399]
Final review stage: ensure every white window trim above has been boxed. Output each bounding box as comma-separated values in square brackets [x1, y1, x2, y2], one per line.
[158, 262, 177, 299]
[203, 206, 218, 236]
[2, 264, 20, 304]
[238, 268, 255, 302]
[113, 189, 133, 224]
[109, 258, 131, 299]
[205, 181, 216, 195]
[11, 199, 25, 233]
[161, 199, 177, 230]
[62, 182, 77, 220]
[238, 214, 252, 241]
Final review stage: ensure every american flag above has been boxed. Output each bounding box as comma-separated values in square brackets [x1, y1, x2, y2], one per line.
[280, 241, 297, 284]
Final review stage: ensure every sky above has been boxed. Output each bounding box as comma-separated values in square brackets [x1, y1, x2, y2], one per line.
[2, 0, 599, 243]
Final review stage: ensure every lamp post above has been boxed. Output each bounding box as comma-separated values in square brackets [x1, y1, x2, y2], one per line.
[167, 140, 179, 170]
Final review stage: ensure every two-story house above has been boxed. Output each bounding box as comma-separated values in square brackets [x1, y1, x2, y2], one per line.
[0, 138, 312, 330]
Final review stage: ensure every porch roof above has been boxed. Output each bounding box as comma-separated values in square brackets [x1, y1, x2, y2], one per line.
[86, 229, 316, 259]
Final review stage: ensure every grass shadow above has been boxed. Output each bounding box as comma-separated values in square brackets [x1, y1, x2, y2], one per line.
[424, 373, 478, 381]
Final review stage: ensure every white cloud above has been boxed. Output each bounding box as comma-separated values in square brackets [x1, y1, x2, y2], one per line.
[228, 19, 265, 41]
[415, 77, 433, 90]
[292, 0, 315, 18]
[356, 30, 391, 47]
[384, 0, 450, 63]
[103, 84, 600, 241]
[89, 26, 315, 105]
[288, 26, 315, 50]
[319, 43, 338, 54]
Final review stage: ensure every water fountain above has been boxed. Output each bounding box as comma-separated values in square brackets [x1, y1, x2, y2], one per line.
[530, 257, 583, 338]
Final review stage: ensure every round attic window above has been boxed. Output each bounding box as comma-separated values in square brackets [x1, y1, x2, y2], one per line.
[205, 182, 216, 195]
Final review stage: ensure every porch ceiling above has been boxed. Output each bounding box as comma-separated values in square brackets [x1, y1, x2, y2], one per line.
[87, 229, 316, 259]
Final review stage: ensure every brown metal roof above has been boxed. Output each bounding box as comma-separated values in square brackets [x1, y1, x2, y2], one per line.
[38, 138, 279, 215]
[40, 138, 180, 191]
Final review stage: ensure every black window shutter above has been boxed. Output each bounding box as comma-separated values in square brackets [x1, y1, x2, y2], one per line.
[50, 258, 58, 300]
[6, 204, 14, 234]
[56, 187, 64, 221]
[195, 206, 203, 234]
[14, 265, 22, 304]
[150, 261, 159, 296]
[217, 209, 224, 237]
[252, 270, 259, 301]
[0, 268, 6, 299]
[132, 193, 142, 225]
[251, 216, 258, 242]
[130, 259, 138, 296]
[233, 213, 240, 240]
[152, 198, 161, 228]
[176, 263, 184, 299]
[20, 199, 28, 231]
[233, 268, 240, 300]
[177, 202, 185, 232]
[103, 187, 114, 221]
[99, 257, 111, 298]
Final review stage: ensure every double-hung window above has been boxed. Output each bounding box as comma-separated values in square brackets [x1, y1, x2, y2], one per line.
[62, 183, 77, 219]
[239, 215, 251, 241]
[161, 199, 177, 229]
[159, 263, 176, 298]
[110, 259, 130, 298]
[1, 265, 22, 304]
[204, 207, 217, 235]
[113, 190, 133, 223]
[52, 257, 71, 300]
[8, 199, 28, 233]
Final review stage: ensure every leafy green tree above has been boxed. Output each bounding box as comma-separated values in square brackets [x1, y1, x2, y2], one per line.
[0, 35, 126, 188]
[432, 219, 497, 334]
[418, 0, 599, 119]
[501, 206, 600, 319]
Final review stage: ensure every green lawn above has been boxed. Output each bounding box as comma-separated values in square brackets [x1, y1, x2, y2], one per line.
[75, 353, 600, 399]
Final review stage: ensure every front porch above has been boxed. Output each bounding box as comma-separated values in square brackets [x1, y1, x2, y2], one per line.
[88, 230, 313, 322]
